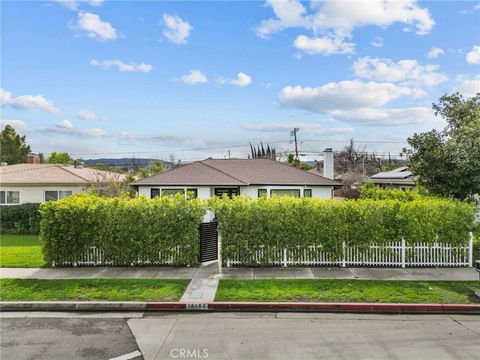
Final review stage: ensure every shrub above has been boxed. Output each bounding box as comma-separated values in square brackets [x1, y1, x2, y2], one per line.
[0, 203, 41, 234]
[210, 196, 476, 266]
[40, 194, 206, 266]
[359, 181, 429, 201]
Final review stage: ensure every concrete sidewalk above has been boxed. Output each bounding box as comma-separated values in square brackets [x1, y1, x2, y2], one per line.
[1, 265, 478, 281]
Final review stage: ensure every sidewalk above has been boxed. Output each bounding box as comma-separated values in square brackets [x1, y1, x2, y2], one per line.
[1, 265, 478, 281]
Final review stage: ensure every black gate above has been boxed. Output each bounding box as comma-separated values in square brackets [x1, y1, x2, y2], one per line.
[199, 221, 218, 262]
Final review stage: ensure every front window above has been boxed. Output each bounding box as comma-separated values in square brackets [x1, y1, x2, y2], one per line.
[151, 188, 160, 198]
[270, 189, 300, 198]
[258, 189, 267, 198]
[304, 189, 312, 198]
[214, 188, 239, 198]
[45, 190, 72, 202]
[186, 188, 198, 199]
[1, 191, 20, 204]
[162, 189, 185, 197]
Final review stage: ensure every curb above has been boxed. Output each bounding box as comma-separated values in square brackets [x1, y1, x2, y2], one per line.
[2, 301, 480, 314]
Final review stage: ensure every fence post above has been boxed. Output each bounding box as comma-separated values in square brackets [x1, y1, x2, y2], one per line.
[283, 248, 287, 267]
[227, 258, 230, 268]
[401, 238, 406, 268]
[468, 232, 473, 267]
[341, 241, 346, 268]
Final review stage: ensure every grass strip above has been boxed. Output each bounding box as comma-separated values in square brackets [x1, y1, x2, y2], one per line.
[215, 279, 480, 304]
[0, 279, 190, 302]
[0, 235, 44, 267]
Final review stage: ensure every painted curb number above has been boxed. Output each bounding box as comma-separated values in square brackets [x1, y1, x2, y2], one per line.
[186, 303, 209, 310]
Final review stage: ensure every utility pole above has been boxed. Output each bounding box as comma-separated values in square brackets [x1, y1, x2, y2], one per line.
[291, 128, 300, 160]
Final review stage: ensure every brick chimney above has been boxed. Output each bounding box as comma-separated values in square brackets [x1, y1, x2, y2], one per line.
[27, 153, 40, 164]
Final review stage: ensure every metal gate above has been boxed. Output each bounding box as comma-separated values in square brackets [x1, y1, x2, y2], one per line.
[199, 221, 218, 262]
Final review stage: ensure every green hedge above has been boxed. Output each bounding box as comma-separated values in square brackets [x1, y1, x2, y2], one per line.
[40, 195, 206, 266]
[0, 203, 41, 234]
[210, 196, 476, 266]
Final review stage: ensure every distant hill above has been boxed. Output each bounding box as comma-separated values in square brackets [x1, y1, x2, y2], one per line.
[84, 158, 172, 171]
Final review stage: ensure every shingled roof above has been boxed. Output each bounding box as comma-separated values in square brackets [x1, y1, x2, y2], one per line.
[0, 164, 125, 185]
[131, 159, 339, 186]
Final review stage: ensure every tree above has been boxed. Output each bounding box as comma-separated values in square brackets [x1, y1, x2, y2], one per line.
[404, 92, 480, 200]
[149, 160, 165, 175]
[0, 125, 31, 164]
[249, 142, 276, 160]
[45, 151, 75, 165]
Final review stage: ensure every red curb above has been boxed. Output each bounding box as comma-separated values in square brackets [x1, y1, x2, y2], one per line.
[145, 302, 480, 314]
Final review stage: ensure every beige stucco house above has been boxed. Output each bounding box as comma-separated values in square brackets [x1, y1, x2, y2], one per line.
[0, 164, 125, 204]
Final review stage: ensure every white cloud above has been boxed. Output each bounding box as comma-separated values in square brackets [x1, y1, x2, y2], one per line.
[466, 45, 480, 64]
[57, 119, 74, 129]
[0, 119, 28, 133]
[218, 72, 252, 87]
[163, 14, 192, 44]
[55, 0, 78, 10]
[240, 121, 354, 135]
[180, 70, 208, 84]
[89, 0, 104, 6]
[76, 109, 97, 120]
[330, 107, 436, 125]
[294, 34, 354, 55]
[278, 79, 434, 126]
[279, 80, 424, 113]
[0, 88, 60, 114]
[257, 0, 435, 39]
[353, 57, 448, 87]
[455, 75, 480, 97]
[74, 12, 117, 41]
[48, 120, 106, 138]
[371, 37, 384, 48]
[90, 59, 152, 72]
[475, 4, 480, 11]
[427, 47, 444, 58]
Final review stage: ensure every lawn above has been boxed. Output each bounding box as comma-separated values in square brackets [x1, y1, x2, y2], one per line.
[0, 234, 45, 267]
[215, 279, 480, 304]
[0, 279, 190, 301]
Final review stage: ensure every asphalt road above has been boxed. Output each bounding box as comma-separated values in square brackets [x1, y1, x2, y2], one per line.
[1, 312, 480, 360]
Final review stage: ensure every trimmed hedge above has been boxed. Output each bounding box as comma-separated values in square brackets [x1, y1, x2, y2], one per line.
[40, 195, 206, 266]
[210, 196, 476, 266]
[0, 203, 41, 234]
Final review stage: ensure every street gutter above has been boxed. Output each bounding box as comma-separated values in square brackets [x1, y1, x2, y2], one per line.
[2, 301, 480, 314]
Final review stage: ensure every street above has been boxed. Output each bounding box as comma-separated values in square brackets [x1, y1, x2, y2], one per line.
[1, 312, 479, 360]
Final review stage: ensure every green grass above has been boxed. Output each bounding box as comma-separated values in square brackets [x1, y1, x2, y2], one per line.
[0, 279, 189, 301]
[0, 234, 45, 267]
[216, 279, 480, 304]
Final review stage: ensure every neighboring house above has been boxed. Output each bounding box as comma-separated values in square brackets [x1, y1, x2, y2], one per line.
[131, 158, 340, 199]
[0, 164, 125, 204]
[369, 167, 416, 189]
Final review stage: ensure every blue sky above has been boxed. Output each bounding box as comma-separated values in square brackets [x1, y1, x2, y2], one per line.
[1, 0, 479, 161]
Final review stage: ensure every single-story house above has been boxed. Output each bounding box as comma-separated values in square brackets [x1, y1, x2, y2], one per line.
[0, 164, 125, 204]
[131, 158, 340, 199]
[369, 166, 416, 189]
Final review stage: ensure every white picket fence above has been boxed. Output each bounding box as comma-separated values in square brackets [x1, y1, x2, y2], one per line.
[52, 246, 186, 267]
[226, 236, 474, 268]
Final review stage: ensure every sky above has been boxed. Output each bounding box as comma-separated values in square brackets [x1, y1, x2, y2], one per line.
[1, 0, 479, 162]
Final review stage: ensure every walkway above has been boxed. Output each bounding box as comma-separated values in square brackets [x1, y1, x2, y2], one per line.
[1, 265, 478, 281]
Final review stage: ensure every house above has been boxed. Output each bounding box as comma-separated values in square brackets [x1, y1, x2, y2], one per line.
[369, 166, 416, 189]
[131, 158, 340, 199]
[0, 164, 125, 204]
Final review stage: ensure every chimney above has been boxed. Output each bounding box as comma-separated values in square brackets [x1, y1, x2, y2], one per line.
[27, 153, 40, 164]
[323, 148, 334, 179]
